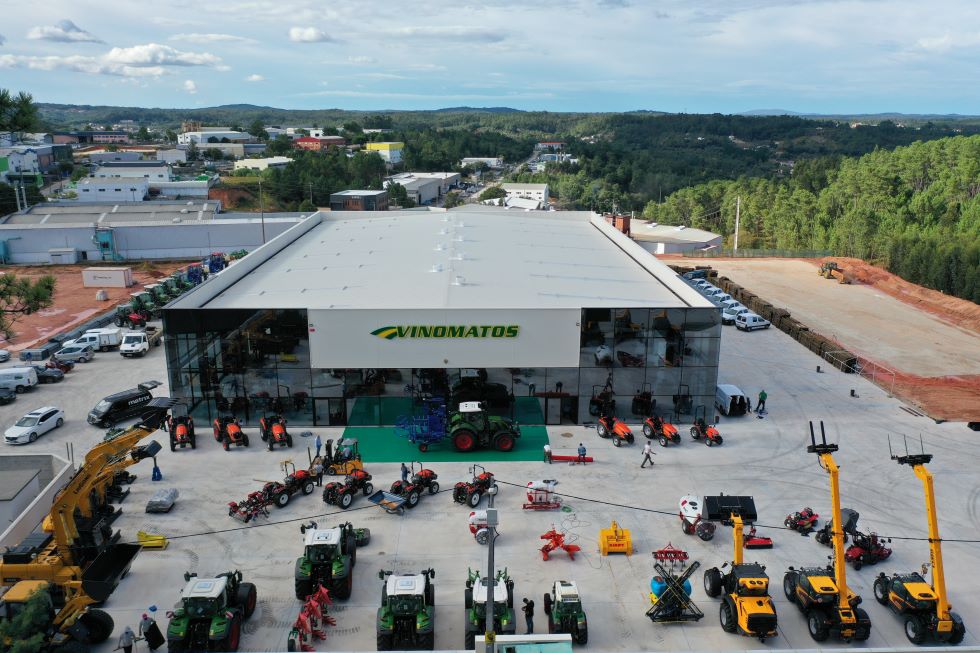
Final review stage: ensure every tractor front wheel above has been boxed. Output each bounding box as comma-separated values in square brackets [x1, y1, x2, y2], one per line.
[79, 608, 114, 643]
[719, 598, 737, 633]
[807, 609, 830, 641]
[453, 429, 476, 452]
[363, 482, 374, 496]
[340, 492, 353, 509]
[428, 481, 440, 494]
[223, 613, 242, 652]
[613, 437, 621, 447]
[237, 582, 257, 619]
[468, 491, 482, 508]
[659, 436, 668, 447]
[704, 567, 723, 598]
[904, 615, 926, 644]
[783, 574, 798, 603]
[543, 593, 552, 616]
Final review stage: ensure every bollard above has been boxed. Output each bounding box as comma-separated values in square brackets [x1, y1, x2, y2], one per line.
[816, 365, 822, 373]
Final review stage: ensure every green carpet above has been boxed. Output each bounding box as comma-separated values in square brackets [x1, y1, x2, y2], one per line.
[346, 396, 545, 427]
[341, 424, 550, 462]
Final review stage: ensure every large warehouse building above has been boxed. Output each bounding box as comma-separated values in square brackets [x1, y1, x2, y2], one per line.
[163, 207, 720, 427]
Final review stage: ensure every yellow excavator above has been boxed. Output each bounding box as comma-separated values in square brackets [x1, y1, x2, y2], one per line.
[873, 441, 966, 645]
[0, 398, 174, 653]
[783, 421, 871, 642]
[701, 495, 778, 641]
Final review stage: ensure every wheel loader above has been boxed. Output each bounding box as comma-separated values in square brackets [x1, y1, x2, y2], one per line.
[701, 495, 778, 641]
[872, 443, 966, 645]
[783, 422, 871, 642]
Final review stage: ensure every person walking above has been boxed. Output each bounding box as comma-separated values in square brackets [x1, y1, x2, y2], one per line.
[522, 597, 535, 634]
[576, 443, 587, 465]
[118, 625, 136, 653]
[401, 462, 410, 483]
[641, 441, 656, 468]
[314, 433, 323, 458]
[139, 613, 165, 651]
[757, 390, 767, 413]
[312, 457, 324, 486]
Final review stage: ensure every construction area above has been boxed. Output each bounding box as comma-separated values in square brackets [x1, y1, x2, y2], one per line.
[671, 256, 980, 422]
[0, 311, 976, 652]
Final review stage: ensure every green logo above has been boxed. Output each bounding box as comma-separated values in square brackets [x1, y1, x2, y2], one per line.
[371, 325, 519, 340]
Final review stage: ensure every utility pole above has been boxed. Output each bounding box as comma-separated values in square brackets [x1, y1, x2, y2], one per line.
[484, 487, 499, 653]
[733, 195, 741, 253]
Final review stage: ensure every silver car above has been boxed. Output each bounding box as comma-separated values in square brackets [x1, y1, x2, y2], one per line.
[53, 344, 96, 363]
[5, 406, 65, 444]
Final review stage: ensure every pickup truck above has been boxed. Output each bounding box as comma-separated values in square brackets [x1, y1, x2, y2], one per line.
[119, 326, 163, 357]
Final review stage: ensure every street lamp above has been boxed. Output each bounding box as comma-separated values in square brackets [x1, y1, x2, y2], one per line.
[484, 486, 499, 653]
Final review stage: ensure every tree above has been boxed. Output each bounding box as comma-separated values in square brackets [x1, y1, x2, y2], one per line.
[443, 191, 463, 208]
[248, 119, 268, 141]
[266, 134, 293, 156]
[478, 186, 506, 201]
[0, 273, 56, 339]
[165, 129, 178, 144]
[0, 89, 40, 132]
[204, 148, 224, 161]
[70, 166, 88, 182]
[298, 199, 316, 212]
[136, 126, 150, 142]
[343, 121, 363, 134]
[186, 141, 199, 162]
[0, 584, 48, 653]
[230, 123, 243, 132]
[386, 182, 415, 208]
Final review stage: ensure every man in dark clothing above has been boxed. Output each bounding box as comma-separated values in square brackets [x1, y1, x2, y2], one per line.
[576, 443, 587, 464]
[522, 597, 535, 634]
[140, 613, 165, 651]
[401, 462, 410, 483]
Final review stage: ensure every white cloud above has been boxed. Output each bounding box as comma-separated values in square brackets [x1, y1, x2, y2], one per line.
[915, 32, 980, 53]
[27, 20, 103, 44]
[245, 73, 264, 82]
[348, 55, 377, 64]
[103, 43, 222, 67]
[0, 54, 164, 77]
[171, 33, 253, 44]
[289, 27, 333, 43]
[184, 80, 198, 94]
[381, 26, 506, 43]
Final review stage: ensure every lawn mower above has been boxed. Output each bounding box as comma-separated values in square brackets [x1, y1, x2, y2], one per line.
[389, 462, 440, 509]
[646, 544, 704, 624]
[679, 495, 716, 541]
[784, 507, 819, 535]
[322, 438, 363, 475]
[322, 469, 374, 509]
[815, 508, 859, 547]
[167, 412, 196, 451]
[259, 461, 316, 509]
[213, 415, 249, 450]
[259, 414, 293, 450]
[845, 531, 892, 569]
[643, 415, 680, 446]
[453, 465, 496, 508]
[595, 410, 635, 446]
[689, 406, 723, 446]
[523, 480, 562, 510]
[540, 527, 581, 561]
[743, 525, 774, 549]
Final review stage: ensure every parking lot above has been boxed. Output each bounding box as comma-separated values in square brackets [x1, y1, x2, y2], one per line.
[3, 321, 978, 651]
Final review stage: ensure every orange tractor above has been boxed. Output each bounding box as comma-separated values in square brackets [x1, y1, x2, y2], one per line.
[260, 414, 293, 450]
[167, 404, 196, 451]
[643, 415, 680, 447]
[214, 415, 249, 450]
[595, 408, 635, 447]
[690, 407, 723, 446]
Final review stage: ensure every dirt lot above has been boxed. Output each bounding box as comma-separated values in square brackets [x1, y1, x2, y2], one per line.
[672, 257, 980, 421]
[0, 262, 188, 351]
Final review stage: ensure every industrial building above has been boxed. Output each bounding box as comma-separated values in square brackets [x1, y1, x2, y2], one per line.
[293, 136, 346, 151]
[365, 142, 404, 164]
[234, 156, 293, 172]
[162, 208, 720, 427]
[461, 156, 504, 169]
[75, 178, 149, 202]
[177, 130, 252, 145]
[156, 149, 188, 164]
[632, 222, 723, 254]
[93, 161, 172, 181]
[329, 190, 389, 211]
[502, 182, 550, 204]
[387, 172, 460, 205]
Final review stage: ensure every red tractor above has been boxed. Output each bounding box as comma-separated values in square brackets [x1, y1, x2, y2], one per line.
[260, 414, 293, 451]
[595, 411, 635, 447]
[689, 407, 723, 446]
[389, 462, 440, 509]
[262, 462, 316, 509]
[167, 413, 196, 451]
[784, 507, 819, 535]
[453, 465, 496, 508]
[643, 415, 680, 447]
[845, 532, 892, 570]
[322, 469, 374, 509]
[214, 416, 249, 450]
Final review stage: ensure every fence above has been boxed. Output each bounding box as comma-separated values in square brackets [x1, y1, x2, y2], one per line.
[688, 248, 833, 259]
[825, 351, 896, 397]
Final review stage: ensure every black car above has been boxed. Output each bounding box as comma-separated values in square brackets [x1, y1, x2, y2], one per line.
[0, 388, 16, 405]
[87, 380, 161, 427]
[32, 365, 65, 384]
[450, 378, 513, 409]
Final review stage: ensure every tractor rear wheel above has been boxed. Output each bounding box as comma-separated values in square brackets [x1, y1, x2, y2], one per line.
[237, 582, 257, 619]
[468, 491, 482, 508]
[340, 492, 353, 509]
[904, 615, 926, 644]
[872, 577, 889, 605]
[419, 632, 434, 650]
[79, 608, 114, 643]
[853, 608, 872, 642]
[949, 616, 965, 645]
[377, 633, 393, 651]
[464, 629, 476, 651]
[302, 481, 315, 495]
[597, 422, 608, 438]
[275, 492, 290, 508]
[575, 623, 588, 645]
[807, 609, 830, 641]
[465, 588, 473, 609]
[494, 432, 516, 452]
[543, 593, 552, 616]
[333, 572, 353, 600]
[453, 429, 476, 452]
[703, 568, 723, 598]
[295, 576, 313, 600]
[719, 598, 737, 633]
[783, 573, 798, 603]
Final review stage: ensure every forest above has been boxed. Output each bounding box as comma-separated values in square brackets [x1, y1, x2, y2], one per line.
[641, 136, 980, 302]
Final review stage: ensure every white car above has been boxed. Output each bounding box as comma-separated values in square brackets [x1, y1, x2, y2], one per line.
[5, 406, 65, 444]
[0, 349, 9, 363]
[735, 312, 772, 331]
[722, 303, 750, 325]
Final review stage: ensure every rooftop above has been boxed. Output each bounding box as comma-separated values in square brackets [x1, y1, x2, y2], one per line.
[97, 161, 168, 169]
[1, 201, 220, 226]
[632, 223, 721, 244]
[173, 208, 710, 311]
[331, 190, 387, 197]
[501, 183, 548, 191]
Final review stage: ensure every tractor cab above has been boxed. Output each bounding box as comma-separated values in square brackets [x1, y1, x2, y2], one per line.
[180, 575, 229, 617]
[303, 528, 341, 564]
[458, 402, 487, 429]
[730, 563, 771, 597]
[324, 438, 363, 475]
[889, 573, 938, 610]
[553, 580, 583, 614]
[471, 575, 511, 616]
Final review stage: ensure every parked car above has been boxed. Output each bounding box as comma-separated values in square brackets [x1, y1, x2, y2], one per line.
[32, 365, 65, 384]
[0, 349, 9, 363]
[0, 367, 39, 394]
[87, 380, 161, 427]
[53, 344, 95, 363]
[702, 287, 724, 299]
[735, 312, 772, 331]
[0, 388, 16, 405]
[693, 280, 712, 291]
[722, 304, 750, 325]
[711, 293, 733, 306]
[4, 406, 65, 444]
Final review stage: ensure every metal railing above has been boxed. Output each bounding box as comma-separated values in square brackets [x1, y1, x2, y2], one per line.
[688, 248, 833, 258]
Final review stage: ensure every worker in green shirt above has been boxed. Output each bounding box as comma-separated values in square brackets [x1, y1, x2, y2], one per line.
[757, 390, 767, 413]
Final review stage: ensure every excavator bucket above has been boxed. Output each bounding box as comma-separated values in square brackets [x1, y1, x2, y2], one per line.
[81, 543, 141, 603]
[599, 520, 633, 556]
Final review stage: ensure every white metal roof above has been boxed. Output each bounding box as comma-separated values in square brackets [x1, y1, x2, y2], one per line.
[472, 577, 509, 603]
[386, 574, 425, 596]
[182, 208, 712, 311]
[181, 576, 227, 599]
[632, 223, 721, 245]
[303, 528, 341, 547]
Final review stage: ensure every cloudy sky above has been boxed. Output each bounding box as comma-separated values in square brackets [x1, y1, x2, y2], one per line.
[1, 0, 978, 113]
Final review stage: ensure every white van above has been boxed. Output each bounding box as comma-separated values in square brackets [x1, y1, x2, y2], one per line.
[64, 328, 122, 352]
[0, 367, 39, 393]
[716, 384, 749, 416]
[735, 312, 772, 331]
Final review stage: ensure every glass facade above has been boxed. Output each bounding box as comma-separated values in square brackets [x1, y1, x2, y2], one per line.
[164, 306, 720, 426]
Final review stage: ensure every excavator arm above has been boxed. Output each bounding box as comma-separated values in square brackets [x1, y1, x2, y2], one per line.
[912, 463, 950, 622]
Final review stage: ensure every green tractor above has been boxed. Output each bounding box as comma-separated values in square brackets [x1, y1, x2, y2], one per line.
[145, 283, 172, 307]
[171, 271, 193, 292]
[294, 522, 369, 601]
[448, 401, 521, 453]
[377, 568, 436, 651]
[113, 302, 146, 329]
[166, 570, 257, 653]
[130, 291, 159, 318]
[464, 567, 516, 649]
[544, 580, 589, 644]
[161, 276, 182, 298]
